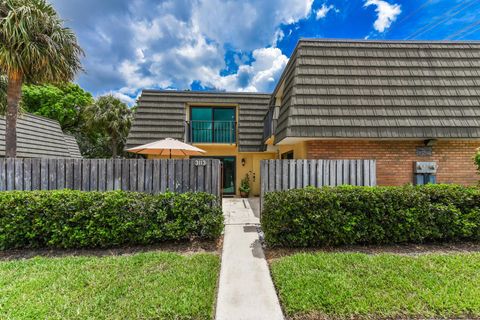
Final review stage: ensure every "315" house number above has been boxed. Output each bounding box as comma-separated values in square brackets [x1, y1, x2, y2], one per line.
[194, 160, 207, 166]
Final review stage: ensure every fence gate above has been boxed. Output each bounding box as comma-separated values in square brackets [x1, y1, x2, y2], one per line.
[260, 159, 376, 208]
[0, 158, 222, 199]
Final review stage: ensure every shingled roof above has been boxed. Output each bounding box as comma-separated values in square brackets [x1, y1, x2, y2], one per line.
[0, 113, 82, 158]
[127, 90, 271, 152]
[274, 39, 480, 143]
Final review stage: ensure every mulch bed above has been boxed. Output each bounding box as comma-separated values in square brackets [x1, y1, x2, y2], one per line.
[266, 241, 480, 261]
[0, 239, 222, 261]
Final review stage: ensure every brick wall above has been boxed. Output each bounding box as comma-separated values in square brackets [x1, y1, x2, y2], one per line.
[306, 140, 480, 186]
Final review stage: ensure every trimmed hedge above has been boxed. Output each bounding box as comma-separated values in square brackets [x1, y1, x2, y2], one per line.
[262, 185, 480, 247]
[0, 190, 223, 250]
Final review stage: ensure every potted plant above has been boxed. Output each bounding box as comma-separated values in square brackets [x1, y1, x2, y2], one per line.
[239, 173, 251, 198]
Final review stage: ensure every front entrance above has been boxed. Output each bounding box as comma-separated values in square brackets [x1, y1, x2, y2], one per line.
[192, 156, 236, 195]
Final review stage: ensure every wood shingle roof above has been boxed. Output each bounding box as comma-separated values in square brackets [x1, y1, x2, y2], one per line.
[275, 39, 480, 142]
[0, 113, 82, 158]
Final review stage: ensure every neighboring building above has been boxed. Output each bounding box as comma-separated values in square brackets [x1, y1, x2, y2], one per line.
[127, 39, 480, 196]
[0, 113, 82, 158]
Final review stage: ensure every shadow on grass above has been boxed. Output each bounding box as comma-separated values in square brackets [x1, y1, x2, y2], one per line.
[0, 239, 222, 261]
[266, 241, 480, 261]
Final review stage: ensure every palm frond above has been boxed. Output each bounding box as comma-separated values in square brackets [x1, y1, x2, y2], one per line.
[0, 0, 83, 83]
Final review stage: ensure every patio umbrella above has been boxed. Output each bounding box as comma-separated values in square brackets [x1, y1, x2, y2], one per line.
[126, 138, 206, 158]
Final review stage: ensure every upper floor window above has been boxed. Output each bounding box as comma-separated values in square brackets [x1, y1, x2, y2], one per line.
[188, 107, 236, 144]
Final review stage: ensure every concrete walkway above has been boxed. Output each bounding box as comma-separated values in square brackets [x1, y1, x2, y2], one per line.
[216, 198, 284, 320]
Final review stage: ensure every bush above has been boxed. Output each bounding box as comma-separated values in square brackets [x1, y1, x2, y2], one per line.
[262, 185, 480, 247]
[0, 190, 223, 250]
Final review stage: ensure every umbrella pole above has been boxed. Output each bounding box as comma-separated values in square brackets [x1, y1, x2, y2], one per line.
[170, 150, 172, 159]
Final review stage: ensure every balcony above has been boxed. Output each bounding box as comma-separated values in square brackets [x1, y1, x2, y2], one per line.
[186, 120, 237, 144]
[263, 107, 276, 143]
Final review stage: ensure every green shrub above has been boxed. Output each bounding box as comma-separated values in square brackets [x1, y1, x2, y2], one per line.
[262, 185, 480, 247]
[0, 190, 223, 250]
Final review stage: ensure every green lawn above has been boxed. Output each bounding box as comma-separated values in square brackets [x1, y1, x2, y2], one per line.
[0, 252, 219, 320]
[270, 252, 480, 319]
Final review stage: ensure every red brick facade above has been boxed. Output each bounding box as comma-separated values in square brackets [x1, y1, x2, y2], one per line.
[306, 140, 480, 186]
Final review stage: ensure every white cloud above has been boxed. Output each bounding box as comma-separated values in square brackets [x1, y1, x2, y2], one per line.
[316, 3, 339, 20]
[364, 0, 401, 33]
[207, 47, 289, 93]
[52, 0, 314, 99]
[192, 0, 314, 50]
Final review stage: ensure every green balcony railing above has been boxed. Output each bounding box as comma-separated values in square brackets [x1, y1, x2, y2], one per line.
[186, 120, 237, 144]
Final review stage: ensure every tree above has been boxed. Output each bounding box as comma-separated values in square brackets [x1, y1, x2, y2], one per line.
[0, 73, 6, 112]
[84, 95, 133, 158]
[22, 83, 93, 131]
[0, 0, 83, 157]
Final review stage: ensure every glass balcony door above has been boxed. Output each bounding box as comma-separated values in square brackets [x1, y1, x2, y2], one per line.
[190, 107, 236, 143]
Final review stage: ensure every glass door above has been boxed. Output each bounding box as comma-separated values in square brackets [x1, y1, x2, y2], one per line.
[221, 157, 236, 195]
[214, 108, 236, 143]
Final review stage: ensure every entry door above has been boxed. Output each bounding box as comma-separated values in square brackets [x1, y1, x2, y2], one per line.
[221, 157, 236, 195]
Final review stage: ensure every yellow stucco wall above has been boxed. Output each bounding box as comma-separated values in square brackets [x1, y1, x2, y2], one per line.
[278, 141, 308, 159]
[148, 144, 276, 196]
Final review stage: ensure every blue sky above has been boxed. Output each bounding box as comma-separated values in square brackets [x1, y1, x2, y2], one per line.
[48, 0, 480, 104]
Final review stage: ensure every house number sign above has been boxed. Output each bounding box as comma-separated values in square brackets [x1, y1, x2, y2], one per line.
[194, 160, 207, 166]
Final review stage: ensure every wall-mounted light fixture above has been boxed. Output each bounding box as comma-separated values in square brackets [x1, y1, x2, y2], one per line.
[241, 158, 246, 166]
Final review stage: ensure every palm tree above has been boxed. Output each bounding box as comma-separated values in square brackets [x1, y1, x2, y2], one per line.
[0, 0, 83, 157]
[85, 95, 133, 158]
[0, 73, 6, 113]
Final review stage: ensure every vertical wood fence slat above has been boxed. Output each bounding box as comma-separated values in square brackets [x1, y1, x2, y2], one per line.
[98, 159, 106, 191]
[81, 160, 90, 191]
[57, 159, 65, 190]
[90, 159, 98, 191]
[121, 160, 130, 191]
[296, 160, 302, 189]
[205, 160, 211, 195]
[212, 160, 219, 197]
[48, 159, 57, 190]
[144, 160, 152, 193]
[0, 159, 5, 191]
[137, 159, 145, 192]
[23, 158, 32, 191]
[289, 160, 295, 189]
[175, 160, 182, 193]
[40, 159, 49, 190]
[160, 160, 168, 193]
[282, 161, 289, 190]
[6, 158, 15, 191]
[260, 159, 377, 210]
[129, 160, 137, 191]
[14, 159, 23, 190]
[152, 160, 160, 193]
[32, 159, 41, 190]
[182, 159, 190, 193]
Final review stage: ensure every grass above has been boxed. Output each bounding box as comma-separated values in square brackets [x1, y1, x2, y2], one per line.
[0, 252, 220, 320]
[270, 252, 480, 319]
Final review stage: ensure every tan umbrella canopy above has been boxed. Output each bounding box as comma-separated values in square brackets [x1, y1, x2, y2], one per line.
[126, 138, 206, 158]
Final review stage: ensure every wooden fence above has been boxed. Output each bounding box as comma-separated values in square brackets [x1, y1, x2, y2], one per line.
[260, 159, 376, 207]
[0, 158, 221, 198]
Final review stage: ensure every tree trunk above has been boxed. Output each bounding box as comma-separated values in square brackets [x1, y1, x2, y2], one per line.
[111, 136, 117, 158]
[5, 72, 23, 158]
